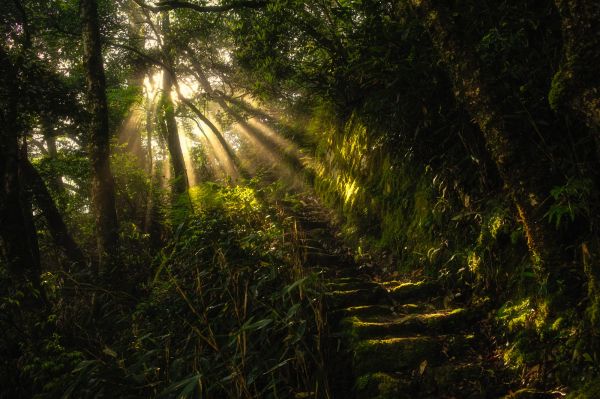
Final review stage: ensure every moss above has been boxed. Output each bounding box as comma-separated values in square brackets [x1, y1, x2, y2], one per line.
[326, 288, 388, 308]
[353, 336, 441, 374]
[344, 308, 470, 340]
[548, 68, 568, 112]
[355, 372, 408, 399]
[352, 334, 473, 376]
[341, 305, 393, 318]
[386, 280, 439, 301]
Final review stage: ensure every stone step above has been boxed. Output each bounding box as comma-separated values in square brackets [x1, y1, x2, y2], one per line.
[332, 304, 396, 320]
[355, 360, 501, 399]
[396, 303, 438, 314]
[353, 334, 475, 375]
[295, 218, 330, 230]
[343, 308, 476, 340]
[326, 280, 382, 292]
[385, 280, 442, 303]
[305, 251, 350, 267]
[325, 287, 391, 308]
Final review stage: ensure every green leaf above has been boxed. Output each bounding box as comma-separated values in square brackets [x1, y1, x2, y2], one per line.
[102, 347, 117, 358]
[241, 317, 273, 332]
[283, 277, 307, 296]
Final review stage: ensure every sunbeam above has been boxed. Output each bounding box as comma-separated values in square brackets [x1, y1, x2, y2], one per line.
[188, 117, 240, 182]
[179, 130, 198, 187]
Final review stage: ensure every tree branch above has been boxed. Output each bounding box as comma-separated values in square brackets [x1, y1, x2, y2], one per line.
[132, 0, 268, 13]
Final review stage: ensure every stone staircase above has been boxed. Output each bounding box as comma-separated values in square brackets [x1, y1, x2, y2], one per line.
[325, 277, 506, 398]
[279, 193, 556, 399]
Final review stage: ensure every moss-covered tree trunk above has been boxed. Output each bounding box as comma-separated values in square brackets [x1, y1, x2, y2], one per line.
[160, 13, 188, 196]
[80, 0, 119, 272]
[551, 0, 600, 156]
[409, 0, 565, 292]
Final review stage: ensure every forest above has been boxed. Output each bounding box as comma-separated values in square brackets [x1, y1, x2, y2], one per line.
[1, 0, 600, 398]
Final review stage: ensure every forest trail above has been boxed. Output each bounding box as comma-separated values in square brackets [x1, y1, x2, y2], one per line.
[281, 194, 554, 399]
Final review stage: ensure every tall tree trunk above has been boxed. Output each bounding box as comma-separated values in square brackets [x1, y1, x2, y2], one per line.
[160, 13, 188, 196]
[22, 159, 87, 269]
[161, 69, 189, 195]
[551, 0, 600, 156]
[0, 45, 42, 290]
[80, 0, 119, 272]
[409, 0, 565, 292]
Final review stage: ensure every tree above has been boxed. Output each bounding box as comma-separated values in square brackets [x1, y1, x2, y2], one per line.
[80, 0, 119, 272]
[408, 0, 566, 294]
[0, 45, 42, 290]
[22, 159, 87, 269]
[159, 12, 189, 196]
[551, 0, 600, 157]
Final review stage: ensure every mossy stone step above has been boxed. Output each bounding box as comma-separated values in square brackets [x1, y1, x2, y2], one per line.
[343, 308, 475, 339]
[397, 302, 438, 314]
[305, 251, 354, 267]
[355, 362, 496, 399]
[385, 280, 441, 302]
[326, 280, 382, 292]
[353, 334, 475, 375]
[355, 372, 412, 399]
[417, 362, 500, 398]
[325, 288, 391, 308]
[332, 305, 396, 319]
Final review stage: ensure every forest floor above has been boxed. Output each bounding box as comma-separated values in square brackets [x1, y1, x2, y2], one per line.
[279, 190, 563, 399]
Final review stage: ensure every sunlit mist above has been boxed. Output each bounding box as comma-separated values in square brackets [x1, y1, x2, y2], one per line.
[179, 131, 198, 187]
[189, 118, 239, 182]
[117, 108, 145, 163]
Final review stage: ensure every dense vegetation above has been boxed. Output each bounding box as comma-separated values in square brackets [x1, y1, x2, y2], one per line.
[1, 0, 600, 397]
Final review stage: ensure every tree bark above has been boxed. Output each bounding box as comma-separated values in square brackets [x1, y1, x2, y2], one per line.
[409, 0, 565, 290]
[160, 12, 189, 196]
[0, 45, 42, 289]
[551, 0, 600, 155]
[22, 159, 87, 269]
[80, 0, 119, 272]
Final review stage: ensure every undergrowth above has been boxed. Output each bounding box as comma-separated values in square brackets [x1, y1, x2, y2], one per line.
[1, 181, 329, 399]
